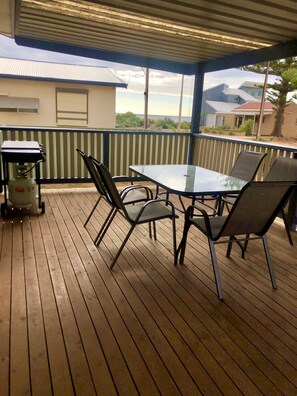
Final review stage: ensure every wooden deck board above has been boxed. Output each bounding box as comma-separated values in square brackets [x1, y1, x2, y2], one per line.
[1, 187, 297, 395]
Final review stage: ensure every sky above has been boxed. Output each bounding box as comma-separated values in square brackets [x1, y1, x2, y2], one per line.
[0, 34, 278, 117]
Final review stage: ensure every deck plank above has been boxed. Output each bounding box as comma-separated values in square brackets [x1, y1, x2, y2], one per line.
[10, 215, 31, 395]
[1, 187, 297, 396]
[30, 213, 75, 395]
[22, 214, 52, 395]
[0, 220, 12, 396]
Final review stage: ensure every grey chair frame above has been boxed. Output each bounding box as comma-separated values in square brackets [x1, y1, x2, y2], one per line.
[97, 161, 178, 269]
[175, 181, 296, 300]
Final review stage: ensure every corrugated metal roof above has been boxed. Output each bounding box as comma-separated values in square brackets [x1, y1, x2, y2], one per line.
[0, 96, 39, 109]
[0, 57, 127, 87]
[222, 88, 259, 102]
[5, 0, 297, 74]
[206, 101, 238, 113]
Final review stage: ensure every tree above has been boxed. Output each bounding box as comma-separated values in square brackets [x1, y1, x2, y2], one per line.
[154, 117, 177, 130]
[116, 112, 142, 128]
[240, 58, 297, 137]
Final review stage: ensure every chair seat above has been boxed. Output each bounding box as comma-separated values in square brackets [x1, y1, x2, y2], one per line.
[126, 201, 177, 223]
[192, 216, 227, 239]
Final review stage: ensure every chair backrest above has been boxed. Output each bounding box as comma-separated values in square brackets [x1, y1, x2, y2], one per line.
[265, 156, 297, 182]
[230, 150, 266, 181]
[97, 162, 127, 211]
[217, 181, 296, 239]
[76, 149, 106, 195]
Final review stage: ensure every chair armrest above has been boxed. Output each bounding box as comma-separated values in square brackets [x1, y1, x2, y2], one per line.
[112, 175, 130, 183]
[120, 184, 153, 200]
[186, 204, 213, 238]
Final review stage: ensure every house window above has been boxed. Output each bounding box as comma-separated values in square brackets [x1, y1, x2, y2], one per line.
[235, 116, 243, 127]
[0, 96, 39, 113]
[56, 88, 88, 126]
[216, 115, 225, 126]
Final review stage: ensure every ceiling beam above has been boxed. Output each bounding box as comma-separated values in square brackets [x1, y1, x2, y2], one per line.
[15, 36, 195, 75]
[15, 36, 297, 76]
[202, 39, 297, 73]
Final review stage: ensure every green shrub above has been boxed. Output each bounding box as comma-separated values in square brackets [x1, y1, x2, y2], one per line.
[239, 119, 253, 136]
[217, 124, 231, 130]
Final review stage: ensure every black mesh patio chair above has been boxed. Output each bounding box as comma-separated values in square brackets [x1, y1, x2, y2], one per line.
[265, 156, 297, 245]
[175, 181, 296, 300]
[224, 156, 297, 244]
[219, 149, 266, 214]
[178, 150, 266, 215]
[96, 161, 178, 269]
[76, 148, 147, 228]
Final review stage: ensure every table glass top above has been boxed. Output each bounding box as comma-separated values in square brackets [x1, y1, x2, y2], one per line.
[130, 164, 247, 195]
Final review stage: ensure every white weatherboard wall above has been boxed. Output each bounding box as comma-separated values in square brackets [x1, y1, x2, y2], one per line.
[0, 78, 116, 128]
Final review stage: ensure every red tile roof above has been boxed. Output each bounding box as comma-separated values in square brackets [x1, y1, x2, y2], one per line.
[234, 101, 274, 111]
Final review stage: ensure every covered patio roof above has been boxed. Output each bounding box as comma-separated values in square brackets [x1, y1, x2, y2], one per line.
[1, 0, 297, 75]
[1, 1, 297, 162]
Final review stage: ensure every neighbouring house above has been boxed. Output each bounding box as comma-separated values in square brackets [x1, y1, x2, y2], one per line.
[0, 57, 127, 128]
[216, 101, 297, 138]
[201, 82, 260, 127]
[238, 81, 263, 101]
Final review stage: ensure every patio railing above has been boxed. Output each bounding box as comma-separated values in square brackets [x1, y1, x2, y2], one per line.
[0, 127, 190, 182]
[193, 134, 297, 179]
[1, 126, 296, 228]
[1, 126, 297, 183]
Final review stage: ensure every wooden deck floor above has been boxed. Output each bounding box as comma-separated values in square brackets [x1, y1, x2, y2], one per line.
[1, 187, 297, 396]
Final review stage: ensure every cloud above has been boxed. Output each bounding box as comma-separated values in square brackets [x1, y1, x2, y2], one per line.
[0, 34, 113, 67]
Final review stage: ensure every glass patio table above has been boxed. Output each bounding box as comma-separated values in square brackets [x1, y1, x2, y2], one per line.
[129, 164, 247, 213]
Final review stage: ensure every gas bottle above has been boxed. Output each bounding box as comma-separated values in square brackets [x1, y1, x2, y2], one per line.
[8, 165, 36, 208]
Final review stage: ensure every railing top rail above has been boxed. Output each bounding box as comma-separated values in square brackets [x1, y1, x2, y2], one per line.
[1, 126, 296, 153]
[0, 126, 189, 137]
[194, 133, 297, 153]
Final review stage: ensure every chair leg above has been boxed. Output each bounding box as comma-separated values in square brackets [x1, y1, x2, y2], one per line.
[262, 235, 277, 289]
[217, 196, 223, 216]
[281, 209, 294, 245]
[110, 223, 136, 269]
[175, 221, 191, 265]
[84, 196, 102, 227]
[95, 208, 117, 246]
[226, 236, 234, 257]
[148, 221, 157, 240]
[172, 216, 177, 258]
[153, 221, 157, 240]
[228, 236, 245, 259]
[243, 234, 250, 253]
[208, 239, 224, 300]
